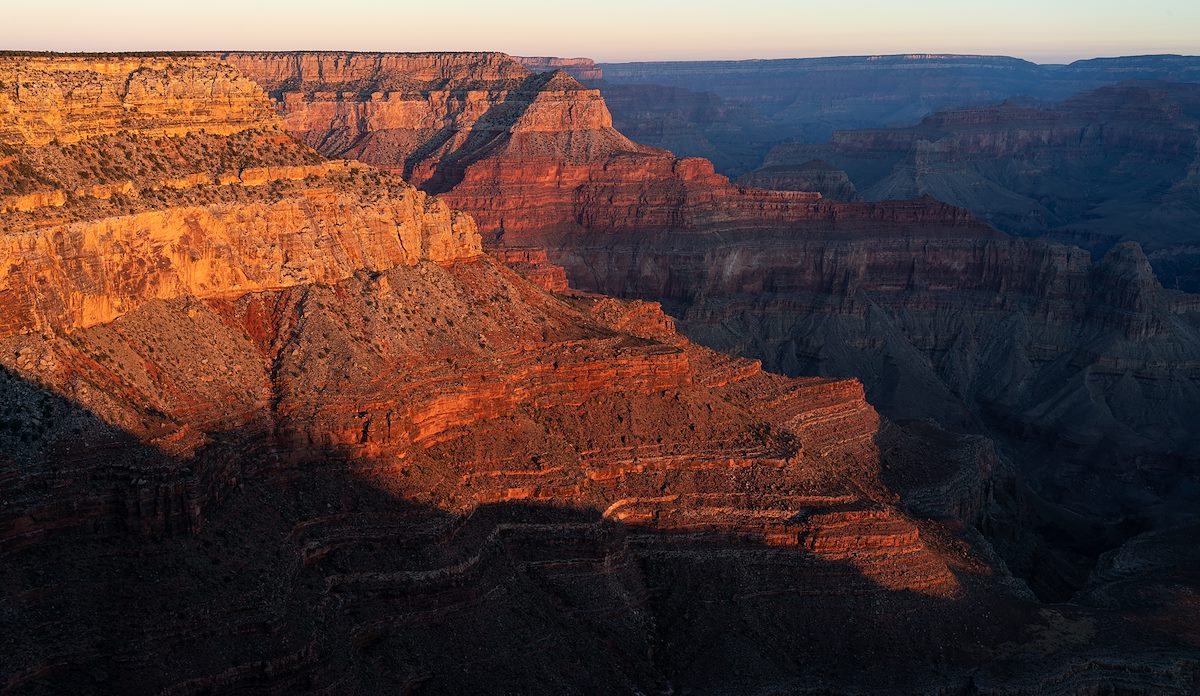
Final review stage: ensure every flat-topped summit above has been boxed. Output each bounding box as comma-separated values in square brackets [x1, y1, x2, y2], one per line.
[0, 54, 481, 336]
[514, 55, 603, 80]
[215, 50, 530, 94]
[0, 55, 279, 147]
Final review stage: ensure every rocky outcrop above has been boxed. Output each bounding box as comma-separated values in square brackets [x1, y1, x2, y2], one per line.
[0, 56, 481, 337]
[737, 158, 861, 200]
[0, 56, 278, 146]
[0, 190, 478, 336]
[514, 56, 603, 80]
[214, 52, 673, 269]
[214, 51, 625, 187]
[488, 247, 569, 291]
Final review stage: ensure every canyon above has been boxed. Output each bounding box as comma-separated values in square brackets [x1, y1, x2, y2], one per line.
[593, 54, 1200, 177]
[749, 81, 1200, 291]
[218, 50, 1200, 606]
[0, 52, 1197, 694]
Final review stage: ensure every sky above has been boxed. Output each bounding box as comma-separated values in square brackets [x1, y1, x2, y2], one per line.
[4, 0, 1199, 64]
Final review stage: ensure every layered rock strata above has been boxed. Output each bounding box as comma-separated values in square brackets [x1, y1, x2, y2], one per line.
[0, 56, 479, 337]
[222, 51, 1200, 607]
[487, 247, 569, 291]
[754, 81, 1200, 290]
[217, 51, 981, 249]
[8, 256, 1194, 695]
[514, 56, 603, 81]
[3, 53, 1196, 695]
[736, 158, 861, 201]
[594, 54, 1200, 175]
[0, 55, 277, 146]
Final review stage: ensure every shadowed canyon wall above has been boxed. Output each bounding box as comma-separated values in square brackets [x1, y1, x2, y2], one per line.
[750, 81, 1200, 291]
[593, 54, 1200, 177]
[514, 55, 603, 81]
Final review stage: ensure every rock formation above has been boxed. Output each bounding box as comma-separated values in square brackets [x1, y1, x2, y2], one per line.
[753, 81, 1200, 290]
[736, 158, 861, 201]
[593, 54, 1200, 177]
[220, 51, 1200, 609]
[0, 56, 479, 337]
[487, 246, 569, 291]
[514, 56, 603, 80]
[0, 55, 277, 147]
[3, 53, 1197, 695]
[216, 50, 958, 249]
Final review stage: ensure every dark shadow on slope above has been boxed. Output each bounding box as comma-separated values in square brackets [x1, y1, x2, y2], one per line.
[537, 225, 1200, 605]
[2, 365, 1199, 695]
[418, 72, 559, 196]
[876, 413, 1200, 604]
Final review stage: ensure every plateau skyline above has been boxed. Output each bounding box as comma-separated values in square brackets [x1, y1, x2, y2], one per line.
[5, 0, 1199, 63]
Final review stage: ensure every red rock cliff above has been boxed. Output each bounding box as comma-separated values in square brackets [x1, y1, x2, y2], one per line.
[217, 50, 876, 249]
[0, 55, 480, 337]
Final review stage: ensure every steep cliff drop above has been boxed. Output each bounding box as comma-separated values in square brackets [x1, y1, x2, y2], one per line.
[217, 51, 1200, 608]
[3, 53, 1196, 695]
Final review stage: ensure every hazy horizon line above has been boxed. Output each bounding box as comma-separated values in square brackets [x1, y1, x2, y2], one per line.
[3, 48, 1198, 66]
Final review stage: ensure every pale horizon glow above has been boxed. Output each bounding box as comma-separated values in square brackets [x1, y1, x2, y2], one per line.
[4, 0, 1199, 64]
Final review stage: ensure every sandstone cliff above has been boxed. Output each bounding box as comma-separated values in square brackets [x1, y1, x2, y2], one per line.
[0, 55, 277, 147]
[0, 55, 480, 337]
[216, 51, 647, 193]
